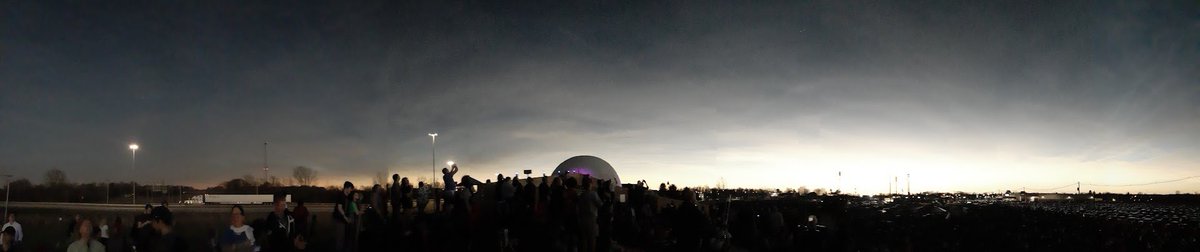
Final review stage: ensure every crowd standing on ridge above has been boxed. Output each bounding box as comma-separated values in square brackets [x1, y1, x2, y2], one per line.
[309, 164, 731, 251]
[13, 163, 1199, 251]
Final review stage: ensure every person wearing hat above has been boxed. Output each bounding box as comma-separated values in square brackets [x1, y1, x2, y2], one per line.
[1, 226, 19, 252]
[149, 206, 185, 252]
[67, 218, 104, 252]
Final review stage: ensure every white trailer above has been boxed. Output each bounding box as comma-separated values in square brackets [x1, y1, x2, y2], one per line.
[202, 194, 289, 205]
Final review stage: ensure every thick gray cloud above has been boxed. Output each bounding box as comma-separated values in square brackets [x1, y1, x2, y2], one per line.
[2, 1, 1197, 193]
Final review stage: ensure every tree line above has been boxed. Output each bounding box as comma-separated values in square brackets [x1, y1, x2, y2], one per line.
[0, 166, 343, 203]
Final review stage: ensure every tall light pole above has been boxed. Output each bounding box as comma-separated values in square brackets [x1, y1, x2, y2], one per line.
[428, 133, 437, 188]
[260, 141, 268, 194]
[129, 143, 139, 205]
[2, 174, 12, 218]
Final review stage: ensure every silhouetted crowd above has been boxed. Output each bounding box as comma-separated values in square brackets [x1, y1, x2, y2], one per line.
[18, 164, 1200, 251]
[328, 164, 729, 252]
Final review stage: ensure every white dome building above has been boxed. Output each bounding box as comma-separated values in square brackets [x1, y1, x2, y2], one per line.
[551, 155, 620, 185]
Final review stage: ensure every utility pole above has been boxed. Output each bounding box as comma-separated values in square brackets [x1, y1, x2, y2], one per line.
[260, 141, 269, 194]
[907, 173, 911, 195]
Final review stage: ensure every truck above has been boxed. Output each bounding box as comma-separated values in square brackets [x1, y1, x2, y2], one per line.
[199, 194, 289, 205]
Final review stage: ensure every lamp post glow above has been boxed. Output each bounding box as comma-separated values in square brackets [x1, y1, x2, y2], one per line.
[129, 143, 139, 205]
[446, 161, 454, 166]
[428, 133, 437, 188]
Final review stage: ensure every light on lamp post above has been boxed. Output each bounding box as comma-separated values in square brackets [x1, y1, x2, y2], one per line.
[129, 143, 138, 205]
[428, 133, 437, 187]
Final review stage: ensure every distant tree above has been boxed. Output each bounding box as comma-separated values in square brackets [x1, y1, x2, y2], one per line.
[416, 176, 441, 188]
[242, 174, 258, 186]
[44, 168, 69, 186]
[372, 171, 387, 186]
[9, 178, 31, 190]
[220, 178, 254, 193]
[293, 166, 318, 186]
[716, 177, 727, 190]
[6, 179, 31, 201]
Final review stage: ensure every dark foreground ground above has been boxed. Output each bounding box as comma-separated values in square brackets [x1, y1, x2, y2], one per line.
[7, 198, 1200, 252]
[7, 202, 335, 252]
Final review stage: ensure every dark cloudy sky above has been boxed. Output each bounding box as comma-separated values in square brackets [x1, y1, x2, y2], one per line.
[2, 1, 1198, 194]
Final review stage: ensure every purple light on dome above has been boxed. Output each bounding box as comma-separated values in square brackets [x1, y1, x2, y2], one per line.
[570, 167, 593, 176]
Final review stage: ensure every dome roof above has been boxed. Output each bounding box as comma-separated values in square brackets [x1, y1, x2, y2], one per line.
[552, 155, 620, 184]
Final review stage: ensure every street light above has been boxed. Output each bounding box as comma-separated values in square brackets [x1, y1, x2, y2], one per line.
[2, 174, 12, 218]
[446, 161, 455, 166]
[129, 143, 138, 205]
[260, 141, 268, 195]
[428, 133, 437, 187]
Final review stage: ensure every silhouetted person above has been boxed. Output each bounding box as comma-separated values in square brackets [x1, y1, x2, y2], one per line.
[596, 180, 615, 252]
[67, 214, 81, 240]
[292, 200, 310, 239]
[149, 206, 184, 252]
[105, 217, 128, 252]
[416, 182, 430, 215]
[333, 181, 354, 251]
[524, 177, 537, 206]
[400, 177, 414, 215]
[499, 176, 515, 219]
[577, 178, 603, 252]
[539, 176, 551, 204]
[550, 177, 565, 223]
[348, 191, 364, 252]
[133, 204, 155, 251]
[442, 165, 459, 211]
[360, 187, 387, 251]
[1, 227, 19, 252]
[389, 174, 402, 219]
[369, 184, 385, 222]
[673, 189, 709, 251]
